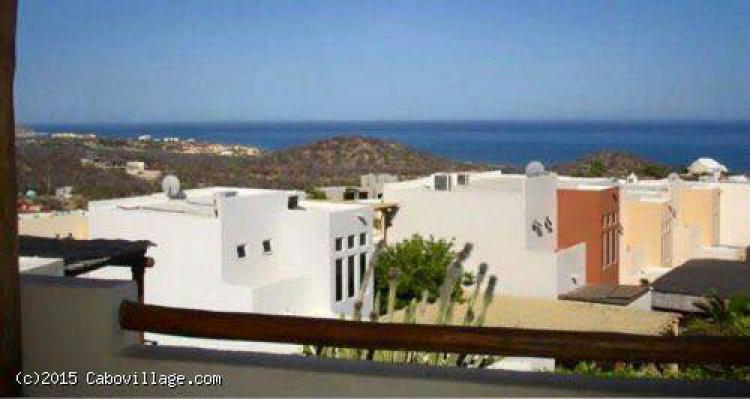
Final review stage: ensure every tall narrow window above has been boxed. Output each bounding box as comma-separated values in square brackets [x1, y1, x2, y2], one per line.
[347, 255, 355, 297]
[347, 235, 355, 249]
[602, 231, 609, 267]
[335, 259, 343, 302]
[359, 232, 366, 246]
[359, 253, 367, 284]
[262, 239, 272, 254]
[335, 237, 343, 251]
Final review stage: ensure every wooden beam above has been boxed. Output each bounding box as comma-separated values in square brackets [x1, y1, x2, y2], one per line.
[0, 0, 19, 395]
[120, 300, 750, 366]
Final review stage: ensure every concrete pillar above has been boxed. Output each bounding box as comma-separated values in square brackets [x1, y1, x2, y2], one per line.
[0, 1, 20, 395]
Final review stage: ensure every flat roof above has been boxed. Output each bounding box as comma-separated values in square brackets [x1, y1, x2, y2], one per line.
[652, 252, 750, 298]
[559, 284, 649, 306]
[19, 236, 152, 270]
[398, 295, 678, 336]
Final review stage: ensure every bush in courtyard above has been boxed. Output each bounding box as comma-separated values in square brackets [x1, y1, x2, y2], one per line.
[373, 234, 470, 313]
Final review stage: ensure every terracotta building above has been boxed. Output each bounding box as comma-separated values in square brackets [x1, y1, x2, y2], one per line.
[557, 185, 621, 285]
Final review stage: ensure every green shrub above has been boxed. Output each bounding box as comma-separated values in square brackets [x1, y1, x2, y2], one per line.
[374, 234, 465, 313]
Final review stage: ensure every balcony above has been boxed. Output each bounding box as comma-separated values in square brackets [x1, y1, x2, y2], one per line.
[18, 274, 750, 396]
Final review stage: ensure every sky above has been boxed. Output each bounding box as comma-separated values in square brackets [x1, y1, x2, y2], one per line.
[14, 0, 750, 124]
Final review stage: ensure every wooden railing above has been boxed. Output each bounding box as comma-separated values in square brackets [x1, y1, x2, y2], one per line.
[119, 300, 750, 366]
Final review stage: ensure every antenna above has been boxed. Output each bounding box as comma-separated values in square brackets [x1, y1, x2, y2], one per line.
[525, 161, 545, 177]
[161, 174, 182, 199]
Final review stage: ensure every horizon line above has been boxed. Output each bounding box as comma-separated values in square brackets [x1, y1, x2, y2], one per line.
[22, 118, 750, 127]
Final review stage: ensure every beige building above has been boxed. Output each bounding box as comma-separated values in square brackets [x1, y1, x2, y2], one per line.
[620, 193, 673, 284]
[18, 210, 88, 239]
[719, 181, 750, 247]
[564, 174, 747, 285]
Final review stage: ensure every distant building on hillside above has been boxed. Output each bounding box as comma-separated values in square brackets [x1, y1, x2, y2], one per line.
[54, 186, 73, 200]
[87, 187, 374, 352]
[319, 174, 398, 201]
[125, 161, 162, 181]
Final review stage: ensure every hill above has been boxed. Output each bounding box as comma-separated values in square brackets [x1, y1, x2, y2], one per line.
[16, 136, 490, 206]
[551, 151, 674, 179]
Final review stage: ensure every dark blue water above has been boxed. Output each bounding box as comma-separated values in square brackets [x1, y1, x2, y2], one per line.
[29, 121, 750, 171]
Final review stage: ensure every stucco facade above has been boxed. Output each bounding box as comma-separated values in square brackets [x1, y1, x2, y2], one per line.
[383, 170, 586, 299]
[557, 186, 620, 285]
[718, 182, 750, 247]
[87, 187, 374, 351]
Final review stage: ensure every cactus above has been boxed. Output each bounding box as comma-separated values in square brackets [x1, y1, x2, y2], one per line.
[304, 241, 500, 370]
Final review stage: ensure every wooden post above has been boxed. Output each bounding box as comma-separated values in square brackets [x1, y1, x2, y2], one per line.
[0, 0, 20, 396]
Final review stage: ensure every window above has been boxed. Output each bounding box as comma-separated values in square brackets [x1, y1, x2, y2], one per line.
[287, 195, 299, 209]
[359, 232, 366, 246]
[347, 235, 355, 249]
[262, 239, 272, 254]
[457, 173, 469, 186]
[601, 211, 620, 268]
[347, 256, 355, 298]
[335, 259, 343, 302]
[236, 244, 247, 259]
[359, 253, 367, 284]
[335, 237, 343, 251]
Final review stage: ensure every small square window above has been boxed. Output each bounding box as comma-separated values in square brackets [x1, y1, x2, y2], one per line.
[335, 237, 343, 251]
[288, 195, 299, 209]
[347, 235, 355, 249]
[262, 239, 272, 254]
[236, 244, 247, 259]
[359, 232, 366, 246]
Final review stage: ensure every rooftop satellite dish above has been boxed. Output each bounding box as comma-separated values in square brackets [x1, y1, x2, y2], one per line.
[525, 161, 545, 177]
[162, 174, 182, 199]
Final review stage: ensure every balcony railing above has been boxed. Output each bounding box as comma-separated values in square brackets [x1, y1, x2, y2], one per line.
[119, 300, 750, 365]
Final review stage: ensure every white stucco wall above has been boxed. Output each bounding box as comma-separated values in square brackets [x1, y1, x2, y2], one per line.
[383, 174, 575, 299]
[556, 243, 586, 295]
[87, 188, 374, 333]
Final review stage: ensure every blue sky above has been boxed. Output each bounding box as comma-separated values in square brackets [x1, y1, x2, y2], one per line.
[15, 0, 750, 123]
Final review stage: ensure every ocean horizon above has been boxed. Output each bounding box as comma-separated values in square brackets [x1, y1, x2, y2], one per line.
[27, 120, 750, 172]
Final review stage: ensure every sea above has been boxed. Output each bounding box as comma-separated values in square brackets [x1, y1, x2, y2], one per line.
[29, 120, 750, 172]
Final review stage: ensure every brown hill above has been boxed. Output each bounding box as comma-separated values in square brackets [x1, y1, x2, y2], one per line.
[16, 136, 490, 204]
[551, 151, 674, 178]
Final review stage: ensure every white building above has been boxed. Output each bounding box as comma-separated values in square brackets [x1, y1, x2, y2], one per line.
[87, 187, 374, 350]
[382, 169, 586, 299]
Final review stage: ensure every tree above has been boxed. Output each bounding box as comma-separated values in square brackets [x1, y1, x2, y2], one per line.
[374, 234, 470, 313]
[587, 159, 606, 177]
